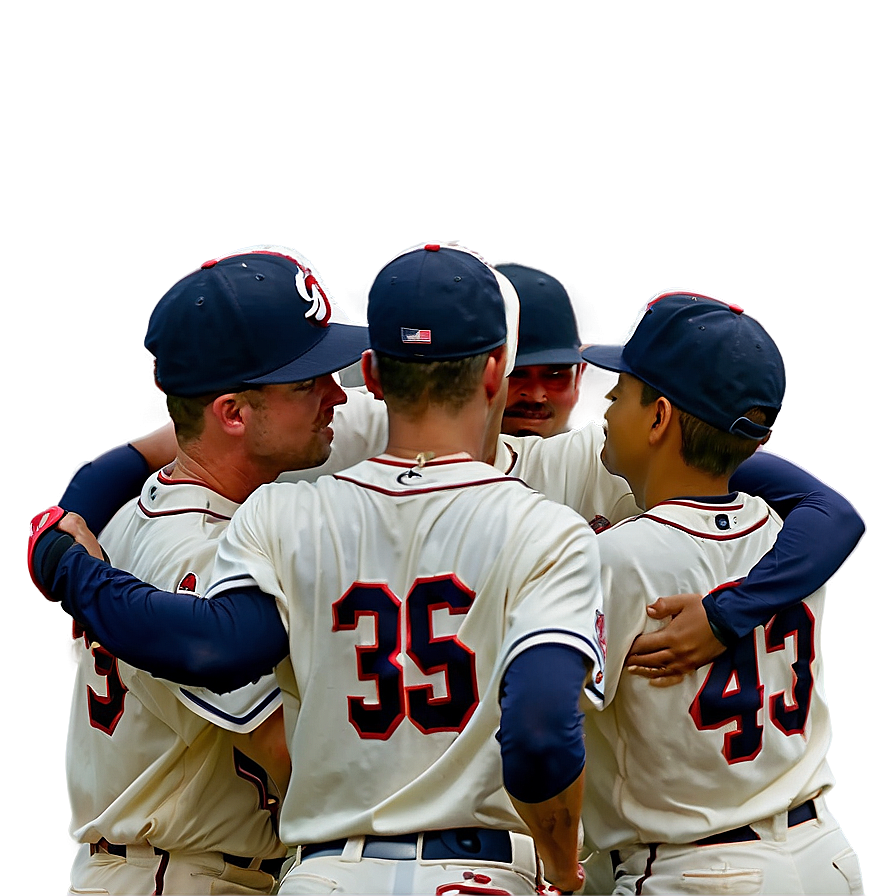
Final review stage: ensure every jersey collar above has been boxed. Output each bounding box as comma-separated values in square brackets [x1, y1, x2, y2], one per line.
[137, 468, 242, 521]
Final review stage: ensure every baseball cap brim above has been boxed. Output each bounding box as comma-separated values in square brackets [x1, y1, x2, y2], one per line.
[245, 322, 369, 384]
[580, 344, 630, 374]
[514, 346, 585, 368]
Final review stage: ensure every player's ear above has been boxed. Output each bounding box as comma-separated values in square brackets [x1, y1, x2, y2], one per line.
[361, 350, 385, 400]
[647, 397, 674, 443]
[483, 346, 508, 402]
[209, 392, 248, 436]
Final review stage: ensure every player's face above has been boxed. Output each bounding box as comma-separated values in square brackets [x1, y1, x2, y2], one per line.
[501, 363, 584, 438]
[601, 373, 655, 496]
[243, 375, 347, 476]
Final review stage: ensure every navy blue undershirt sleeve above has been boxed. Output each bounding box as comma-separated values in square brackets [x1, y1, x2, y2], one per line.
[51, 546, 287, 693]
[59, 443, 150, 533]
[708, 450, 865, 643]
[498, 643, 587, 804]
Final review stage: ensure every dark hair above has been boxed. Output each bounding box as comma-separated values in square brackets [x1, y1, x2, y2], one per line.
[375, 351, 491, 417]
[640, 383, 773, 477]
[166, 387, 265, 445]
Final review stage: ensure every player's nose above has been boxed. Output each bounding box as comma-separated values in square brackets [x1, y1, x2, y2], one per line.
[322, 373, 348, 408]
[520, 381, 548, 402]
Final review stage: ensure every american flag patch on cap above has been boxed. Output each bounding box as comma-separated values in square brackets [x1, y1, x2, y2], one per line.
[402, 328, 432, 344]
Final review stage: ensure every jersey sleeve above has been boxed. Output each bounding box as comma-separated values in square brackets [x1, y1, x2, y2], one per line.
[204, 485, 297, 628]
[168, 679, 282, 733]
[588, 523, 664, 709]
[707, 450, 865, 642]
[496, 505, 604, 683]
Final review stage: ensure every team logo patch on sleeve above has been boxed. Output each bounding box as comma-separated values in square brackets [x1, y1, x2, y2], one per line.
[402, 328, 432, 344]
[589, 514, 612, 534]
[177, 572, 199, 594]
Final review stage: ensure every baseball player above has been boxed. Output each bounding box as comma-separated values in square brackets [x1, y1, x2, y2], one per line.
[495, 263, 586, 438]
[47, 247, 368, 895]
[32, 243, 605, 895]
[580, 293, 862, 893]
[58, 311, 864, 685]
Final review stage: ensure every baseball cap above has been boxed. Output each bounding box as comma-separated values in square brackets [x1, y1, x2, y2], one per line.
[581, 292, 785, 439]
[495, 263, 582, 367]
[145, 247, 369, 396]
[367, 242, 519, 373]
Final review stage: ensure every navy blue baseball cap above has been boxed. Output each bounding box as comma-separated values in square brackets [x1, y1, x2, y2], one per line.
[495, 263, 582, 367]
[368, 243, 518, 367]
[145, 247, 369, 396]
[582, 292, 785, 439]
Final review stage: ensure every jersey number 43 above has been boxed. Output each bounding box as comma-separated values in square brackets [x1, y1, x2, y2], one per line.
[332, 575, 480, 740]
[689, 602, 815, 764]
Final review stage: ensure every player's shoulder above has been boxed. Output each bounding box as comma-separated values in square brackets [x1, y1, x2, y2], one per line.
[244, 476, 320, 511]
[504, 420, 605, 467]
[98, 494, 141, 540]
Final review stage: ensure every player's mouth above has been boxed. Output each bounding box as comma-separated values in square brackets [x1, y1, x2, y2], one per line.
[316, 412, 336, 437]
[503, 404, 552, 421]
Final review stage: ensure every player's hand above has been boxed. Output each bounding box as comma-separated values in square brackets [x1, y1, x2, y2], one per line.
[57, 512, 106, 560]
[28, 507, 106, 600]
[537, 862, 585, 895]
[625, 593, 725, 684]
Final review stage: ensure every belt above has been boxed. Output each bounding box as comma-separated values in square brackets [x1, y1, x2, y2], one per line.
[90, 839, 282, 875]
[302, 828, 513, 863]
[694, 799, 818, 846]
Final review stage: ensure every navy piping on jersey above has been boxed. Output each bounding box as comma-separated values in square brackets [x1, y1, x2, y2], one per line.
[332, 472, 533, 498]
[631, 510, 772, 541]
[136, 500, 233, 522]
[206, 573, 258, 598]
[501, 628, 599, 666]
[498, 440, 519, 475]
[155, 471, 218, 487]
[659, 495, 743, 508]
[178, 683, 281, 726]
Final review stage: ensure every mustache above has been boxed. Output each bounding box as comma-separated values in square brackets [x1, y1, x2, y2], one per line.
[504, 401, 552, 416]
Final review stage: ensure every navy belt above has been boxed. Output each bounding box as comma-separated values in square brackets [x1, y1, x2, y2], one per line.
[302, 828, 513, 863]
[694, 799, 818, 846]
[224, 854, 285, 876]
[90, 839, 282, 875]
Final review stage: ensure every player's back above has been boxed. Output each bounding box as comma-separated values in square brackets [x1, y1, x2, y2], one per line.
[584, 493, 834, 847]
[211, 453, 603, 847]
[66, 472, 282, 858]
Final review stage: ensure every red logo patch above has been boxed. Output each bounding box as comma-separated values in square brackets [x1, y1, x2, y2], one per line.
[177, 572, 198, 593]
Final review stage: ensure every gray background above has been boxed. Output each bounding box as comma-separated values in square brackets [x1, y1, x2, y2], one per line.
[5, 3, 889, 891]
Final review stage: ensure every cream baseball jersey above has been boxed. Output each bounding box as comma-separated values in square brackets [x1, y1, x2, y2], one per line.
[582, 493, 834, 848]
[66, 471, 283, 856]
[208, 453, 604, 848]
[496, 422, 641, 526]
[282, 390, 639, 526]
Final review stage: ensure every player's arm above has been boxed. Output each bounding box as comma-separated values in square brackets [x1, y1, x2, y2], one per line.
[232, 706, 291, 803]
[58, 423, 176, 533]
[499, 644, 588, 894]
[29, 510, 287, 693]
[625, 450, 865, 678]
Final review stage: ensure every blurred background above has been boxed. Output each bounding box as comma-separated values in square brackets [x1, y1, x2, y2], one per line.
[4, 2, 891, 890]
